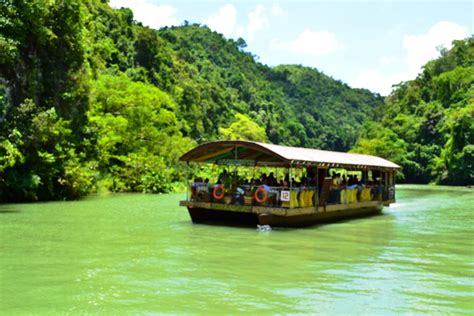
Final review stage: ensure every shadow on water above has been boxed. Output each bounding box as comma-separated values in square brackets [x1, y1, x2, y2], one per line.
[184, 211, 389, 230]
[189, 220, 260, 229]
[0, 208, 20, 214]
[174, 219, 257, 229]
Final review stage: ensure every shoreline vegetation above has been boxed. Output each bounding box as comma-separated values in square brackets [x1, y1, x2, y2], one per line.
[0, 1, 472, 202]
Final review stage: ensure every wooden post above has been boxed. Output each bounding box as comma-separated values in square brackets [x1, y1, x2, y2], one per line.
[393, 170, 396, 199]
[315, 166, 319, 211]
[185, 162, 189, 201]
[289, 163, 293, 209]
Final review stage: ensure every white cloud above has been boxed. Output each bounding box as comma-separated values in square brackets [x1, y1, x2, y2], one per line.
[271, 3, 284, 17]
[403, 21, 467, 77]
[247, 5, 270, 41]
[282, 29, 343, 56]
[204, 4, 237, 38]
[379, 55, 398, 66]
[109, 0, 178, 29]
[204, 4, 270, 41]
[351, 70, 407, 96]
[352, 21, 467, 95]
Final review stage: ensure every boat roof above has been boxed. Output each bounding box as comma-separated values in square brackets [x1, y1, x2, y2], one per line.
[179, 140, 400, 170]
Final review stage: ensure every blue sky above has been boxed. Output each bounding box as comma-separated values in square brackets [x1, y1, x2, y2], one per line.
[110, 0, 472, 95]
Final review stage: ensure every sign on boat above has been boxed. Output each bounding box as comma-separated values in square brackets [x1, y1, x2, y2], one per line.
[179, 140, 399, 227]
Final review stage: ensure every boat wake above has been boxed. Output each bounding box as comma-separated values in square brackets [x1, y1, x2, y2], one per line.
[257, 224, 272, 231]
[389, 203, 403, 208]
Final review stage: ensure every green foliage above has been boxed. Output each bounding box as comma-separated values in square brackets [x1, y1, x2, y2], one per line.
[219, 113, 268, 142]
[0, 99, 94, 201]
[354, 38, 473, 185]
[87, 74, 195, 193]
[435, 103, 474, 184]
[1, 0, 427, 202]
[1, 0, 89, 126]
[351, 122, 408, 162]
[158, 25, 382, 149]
[0, 135, 23, 172]
[271, 65, 383, 149]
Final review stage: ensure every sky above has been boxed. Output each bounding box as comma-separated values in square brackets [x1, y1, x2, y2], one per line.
[109, 0, 473, 95]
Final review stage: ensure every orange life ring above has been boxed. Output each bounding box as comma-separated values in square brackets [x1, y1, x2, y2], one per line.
[254, 187, 269, 203]
[213, 185, 225, 200]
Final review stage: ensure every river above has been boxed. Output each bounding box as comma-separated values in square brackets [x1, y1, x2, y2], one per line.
[0, 185, 473, 314]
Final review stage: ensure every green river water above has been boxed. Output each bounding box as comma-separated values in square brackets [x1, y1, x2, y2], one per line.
[1, 185, 473, 314]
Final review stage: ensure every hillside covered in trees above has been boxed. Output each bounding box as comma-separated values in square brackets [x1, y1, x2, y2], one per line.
[0, 1, 471, 202]
[352, 38, 473, 185]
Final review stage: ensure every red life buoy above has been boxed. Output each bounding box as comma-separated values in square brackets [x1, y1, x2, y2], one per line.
[213, 185, 225, 200]
[254, 187, 269, 203]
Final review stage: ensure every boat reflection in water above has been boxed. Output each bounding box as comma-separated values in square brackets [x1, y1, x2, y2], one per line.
[179, 140, 399, 227]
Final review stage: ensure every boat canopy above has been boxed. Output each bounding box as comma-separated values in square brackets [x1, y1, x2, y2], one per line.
[180, 140, 400, 170]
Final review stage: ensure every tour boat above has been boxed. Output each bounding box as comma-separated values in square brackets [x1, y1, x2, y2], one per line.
[179, 140, 399, 227]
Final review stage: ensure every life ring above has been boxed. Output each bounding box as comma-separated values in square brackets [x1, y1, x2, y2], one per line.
[213, 185, 225, 200]
[254, 187, 269, 203]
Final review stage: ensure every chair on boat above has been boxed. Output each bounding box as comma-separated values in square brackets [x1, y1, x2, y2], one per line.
[340, 189, 347, 204]
[290, 190, 299, 208]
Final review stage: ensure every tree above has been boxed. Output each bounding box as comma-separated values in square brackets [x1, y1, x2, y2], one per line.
[354, 37, 473, 184]
[219, 113, 268, 142]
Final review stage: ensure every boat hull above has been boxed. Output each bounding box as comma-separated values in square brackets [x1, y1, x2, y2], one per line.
[186, 204, 383, 227]
[188, 207, 259, 226]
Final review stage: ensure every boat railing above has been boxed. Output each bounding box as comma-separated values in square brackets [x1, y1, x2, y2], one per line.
[330, 185, 380, 204]
[189, 183, 316, 208]
[188, 182, 395, 209]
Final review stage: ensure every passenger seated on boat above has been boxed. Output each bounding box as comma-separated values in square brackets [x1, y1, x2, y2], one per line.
[354, 175, 361, 186]
[343, 175, 359, 203]
[347, 175, 358, 189]
[190, 181, 198, 200]
[268, 172, 279, 186]
[368, 176, 378, 200]
[191, 177, 202, 191]
[341, 175, 347, 187]
[335, 173, 342, 187]
[354, 176, 365, 201]
[328, 173, 341, 204]
[347, 175, 354, 186]
[260, 179, 271, 192]
[191, 177, 210, 201]
[377, 183, 385, 200]
[233, 186, 245, 205]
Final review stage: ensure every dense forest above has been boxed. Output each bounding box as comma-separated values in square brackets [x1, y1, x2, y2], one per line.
[352, 38, 473, 185]
[0, 1, 472, 202]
